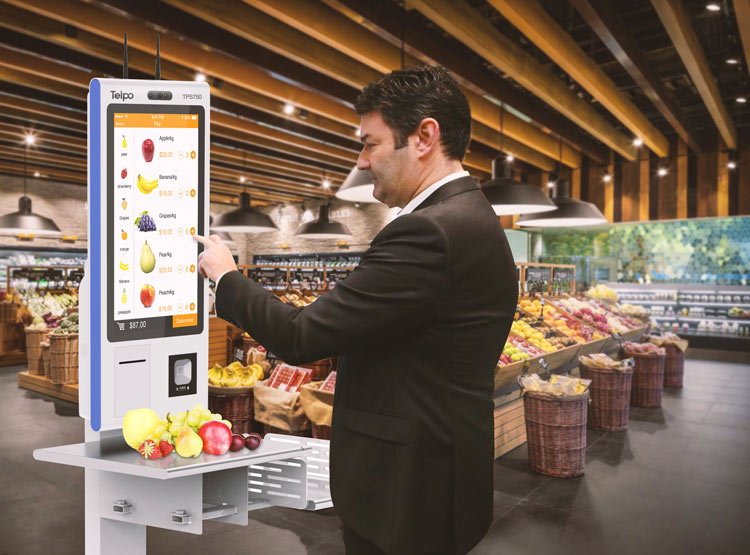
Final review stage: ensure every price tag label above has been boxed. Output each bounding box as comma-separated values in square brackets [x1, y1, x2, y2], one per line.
[612, 332, 623, 341]
[539, 357, 549, 370]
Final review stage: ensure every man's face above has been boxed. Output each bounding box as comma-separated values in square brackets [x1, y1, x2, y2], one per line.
[357, 111, 415, 208]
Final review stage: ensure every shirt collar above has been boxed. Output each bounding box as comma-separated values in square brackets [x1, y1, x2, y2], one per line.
[397, 170, 470, 217]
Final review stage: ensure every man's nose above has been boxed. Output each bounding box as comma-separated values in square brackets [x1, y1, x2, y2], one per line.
[356, 149, 369, 171]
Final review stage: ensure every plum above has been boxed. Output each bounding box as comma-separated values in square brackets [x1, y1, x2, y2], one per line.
[229, 434, 245, 452]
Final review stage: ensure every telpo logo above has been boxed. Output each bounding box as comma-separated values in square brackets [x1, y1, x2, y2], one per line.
[110, 90, 135, 101]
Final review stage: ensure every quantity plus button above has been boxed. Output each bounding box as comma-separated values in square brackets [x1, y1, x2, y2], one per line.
[172, 313, 197, 327]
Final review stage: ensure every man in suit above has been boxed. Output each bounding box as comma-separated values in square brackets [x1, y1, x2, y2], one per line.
[196, 66, 517, 554]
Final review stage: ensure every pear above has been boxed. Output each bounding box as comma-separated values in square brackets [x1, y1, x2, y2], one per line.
[140, 241, 156, 273]
[175, 425, 203, 457]
[122, 408, 161, 450]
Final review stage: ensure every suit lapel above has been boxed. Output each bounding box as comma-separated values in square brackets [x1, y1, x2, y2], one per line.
[412, 176, 479, 212]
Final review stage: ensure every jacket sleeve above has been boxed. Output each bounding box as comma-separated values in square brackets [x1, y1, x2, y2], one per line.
[214, 213, 449, 364]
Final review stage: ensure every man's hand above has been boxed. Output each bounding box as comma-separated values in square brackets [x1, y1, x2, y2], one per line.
[193, 234, 237, 282]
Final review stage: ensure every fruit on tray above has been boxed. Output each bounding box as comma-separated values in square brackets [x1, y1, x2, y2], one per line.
[229, 434, 245, 452]
[245, 433, 262, 451]
[140, 284, 155, 307]
[175, 425, 203, 458]
[140, 241, 155, 273]
[142, 138, 154, 162]
[209, 362, 264, 387]
[586, 284, 617, 301]
[123, 408, 161, 449]
[198, 421, 233, 456]
[138, 439, 163, 459]
[135, 211, 156, 231]
[622, 341, 665, 356]
[511, 320, 557, 352]
[136, 174, 159, 194]
[158, 440, 174, 456]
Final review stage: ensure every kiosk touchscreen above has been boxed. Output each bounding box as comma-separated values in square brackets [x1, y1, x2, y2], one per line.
[81, 79, 210, 432]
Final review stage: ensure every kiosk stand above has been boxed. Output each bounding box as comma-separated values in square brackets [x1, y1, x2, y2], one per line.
[33, 76, 331, 554]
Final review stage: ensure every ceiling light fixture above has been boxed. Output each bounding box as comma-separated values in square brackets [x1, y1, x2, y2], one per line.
[657, 167, 668, 177]
[211, 191, 278, 234]
[335, 165, 377, 203]
[195, 72, 206, 82]
[705, 3, 721, 11]
[727, 161, 737, 169]
[283, 103, 295, 115]
[633, 137, 643, 147]
[295, 204, 352, 239]
[603, 173, 612, 182]
[737, 97, 747, 103]
[33, 171, 40, 178]
[517, 180, 608, 228]
[0, 134, 62, 237]
[208, 215, 236, 247]
[506, 153, 514, 162]
[726, 58, 739, 65]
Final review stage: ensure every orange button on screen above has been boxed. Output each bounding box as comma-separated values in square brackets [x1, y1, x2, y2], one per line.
[172, 313, 198, 328]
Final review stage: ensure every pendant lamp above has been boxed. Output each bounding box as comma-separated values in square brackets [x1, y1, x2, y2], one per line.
[0, 139, 62, 237]
[335, 166, 377, 203]
[481, 158, 556, 215]
[208, 215, 236, 246]
[295, 204, 351, 239]
[211, 191, 278, 233]
[516, 180, 608, 227]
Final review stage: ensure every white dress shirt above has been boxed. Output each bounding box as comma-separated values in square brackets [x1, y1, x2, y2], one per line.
[397, 170, 470, 217]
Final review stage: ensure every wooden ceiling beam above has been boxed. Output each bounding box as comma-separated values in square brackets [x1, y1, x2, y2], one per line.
[0, 92, 86, 126]
[651, 0, 737, 149]
[3, 0, 359, 126]
[247, 0, 567, 169]
[0, 106, 86, 135]
[0, 8, 360, 141]
[0, 160, 85, 184]
[571, 0, 703, 153]
[325, 0, 610, 163]
[489, 0, 669, 157]
[0, 66, 83, 102]
[0, 123, 86, 151]
[736, 0, 750, 79]
[409, 0, 638, 161]
[0, 145, 86, 169]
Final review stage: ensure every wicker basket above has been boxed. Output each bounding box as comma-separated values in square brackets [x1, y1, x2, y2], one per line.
[579, 362, 633, 431]
[0, 301, 17, 323]
[41, 343, 51, 379]
[263, 424, 312, 437]
[49, 333, 78, 385]
[627, 351, 665, 408]
[208, 385, 254, 434]
[301, 358, 332, 381]
[311, 424, 331, 440]
[25, 328, 49, 376]
[663, 343, 685, 389]
[523, 390, 589, 478]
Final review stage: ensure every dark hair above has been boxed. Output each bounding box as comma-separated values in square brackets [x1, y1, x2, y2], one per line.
[355, 65, 472, 161]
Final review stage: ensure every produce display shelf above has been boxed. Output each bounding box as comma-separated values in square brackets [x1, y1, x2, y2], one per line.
[17, 371, 78, 403]
[33, 435, 310, 480]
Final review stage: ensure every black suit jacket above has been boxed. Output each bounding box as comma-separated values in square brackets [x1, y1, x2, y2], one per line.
[216, 177, 517, 554]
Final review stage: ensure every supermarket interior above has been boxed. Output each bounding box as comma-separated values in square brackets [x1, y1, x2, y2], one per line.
[0, 1, 749, 554]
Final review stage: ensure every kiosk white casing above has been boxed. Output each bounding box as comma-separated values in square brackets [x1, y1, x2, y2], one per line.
[81, 79, 210, 431]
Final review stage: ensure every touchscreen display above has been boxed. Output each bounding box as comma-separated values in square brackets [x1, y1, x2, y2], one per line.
[107, 105, 205, 342]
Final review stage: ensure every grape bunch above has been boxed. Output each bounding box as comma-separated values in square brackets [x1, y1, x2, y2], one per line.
[135, 211, 156, 232]
[148, 404, 230, 445]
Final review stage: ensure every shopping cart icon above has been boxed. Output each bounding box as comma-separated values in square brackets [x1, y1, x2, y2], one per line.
[117, 322, 125, 331]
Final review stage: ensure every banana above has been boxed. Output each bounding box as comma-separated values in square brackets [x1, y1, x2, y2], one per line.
[119, 261, 129, 271]
[137, 174, 159, 194]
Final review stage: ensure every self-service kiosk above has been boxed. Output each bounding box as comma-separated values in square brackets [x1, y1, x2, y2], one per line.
[32, 78, 331, 554]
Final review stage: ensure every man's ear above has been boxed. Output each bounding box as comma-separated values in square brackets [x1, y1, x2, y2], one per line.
[414, 118, 440, 160]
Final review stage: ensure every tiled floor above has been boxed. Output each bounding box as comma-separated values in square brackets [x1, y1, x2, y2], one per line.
[0, 356, 747, 554]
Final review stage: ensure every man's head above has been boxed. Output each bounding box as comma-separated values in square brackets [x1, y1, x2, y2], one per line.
[355, 65, 471, 207]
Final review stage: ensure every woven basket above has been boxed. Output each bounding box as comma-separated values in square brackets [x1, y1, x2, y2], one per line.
[208, 385, 254, 434]
[301, 358, 332, 381]
[41, 343, 51, 379]
[263, 424, 312, 437]
[49, 333, 78, 385]
[0, 301, 17, 323]
[25, 328, 49, 376]
[579, 362, 633, 431]
[311, 424, 331, 440]
[663, 344, 685, 388]
[523, 390, 588, 478]
[626, 351, 665, 408]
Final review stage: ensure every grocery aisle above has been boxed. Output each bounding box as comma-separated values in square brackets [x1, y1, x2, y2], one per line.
[1, 356, 747, 555]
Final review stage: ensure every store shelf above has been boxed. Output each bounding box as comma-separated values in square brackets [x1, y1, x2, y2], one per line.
[679, 301, 750, 308]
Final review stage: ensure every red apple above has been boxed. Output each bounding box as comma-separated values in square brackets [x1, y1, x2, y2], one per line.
[229, 434, 245, 452]
[142, 139, 154, 162]
[140, 284, 155, 307]
[198, 421, 232, 455]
